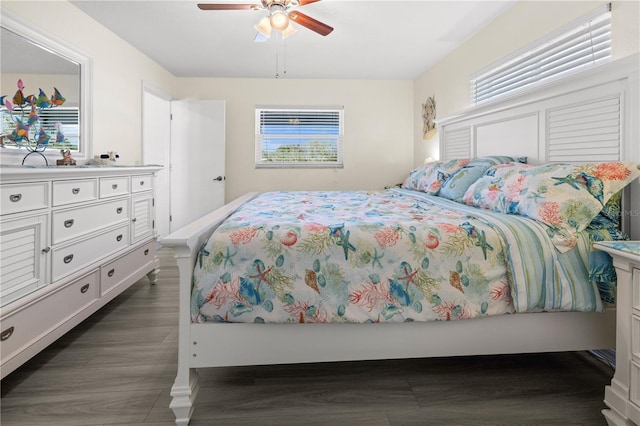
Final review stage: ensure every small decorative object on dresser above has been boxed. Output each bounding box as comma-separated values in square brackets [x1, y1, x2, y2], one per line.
[56, 148, 76, 166]
[594, 241, 640, 426]
[0, 165, 162, 378]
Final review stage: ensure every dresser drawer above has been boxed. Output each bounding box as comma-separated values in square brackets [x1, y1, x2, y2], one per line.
[99, 176, 130, 199]
[51, 224, 129, 282]
[100, 240, 156, 296]
[0, 270, 98, 366]
[131, 174, 153, 193]
[1, 182, 48, 215]
[52, 199, 129, 245]
[53, 179, 98, 206]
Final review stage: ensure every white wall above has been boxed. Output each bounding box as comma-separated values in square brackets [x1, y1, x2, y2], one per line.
[175, 78, 414, 201]
[414, 0, 640, 166]
[1, 1, 175, 165]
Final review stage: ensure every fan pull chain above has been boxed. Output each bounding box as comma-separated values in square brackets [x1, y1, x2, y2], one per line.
[283, 38, 287, 75]
[274, 33, 287, 79]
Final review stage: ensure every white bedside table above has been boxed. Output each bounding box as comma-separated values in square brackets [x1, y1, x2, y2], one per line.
[594, 241, 640, 426]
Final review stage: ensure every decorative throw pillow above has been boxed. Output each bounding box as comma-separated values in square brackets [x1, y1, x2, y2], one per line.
[440, 156, 527, 202]
[461, 162, 534, 212]
[466, 155, 527, 168]
[439, 165, 488, 202]
[402, 162, 441, 193]
[402, 159, 469, 195]
[463, 161, 640, 251]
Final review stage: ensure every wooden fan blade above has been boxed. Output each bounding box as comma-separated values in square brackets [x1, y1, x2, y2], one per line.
[288, 11, 333, 36]
[297, 0, 322, 6]
[197, 3, 259, 10]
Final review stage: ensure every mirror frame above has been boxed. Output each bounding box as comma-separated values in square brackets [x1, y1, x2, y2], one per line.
[1, 9, 92, 163]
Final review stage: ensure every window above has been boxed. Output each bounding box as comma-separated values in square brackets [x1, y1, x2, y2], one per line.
[255, 106, 344, 168]
[470, 3, 611, 106]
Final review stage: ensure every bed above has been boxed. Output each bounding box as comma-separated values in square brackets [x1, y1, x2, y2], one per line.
[160, 53, 640, 426]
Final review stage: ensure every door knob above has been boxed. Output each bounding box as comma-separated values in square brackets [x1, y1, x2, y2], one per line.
[213, 176, 225, 181]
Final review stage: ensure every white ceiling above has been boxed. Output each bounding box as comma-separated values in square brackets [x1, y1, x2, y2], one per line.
[69, 0, 515, 80]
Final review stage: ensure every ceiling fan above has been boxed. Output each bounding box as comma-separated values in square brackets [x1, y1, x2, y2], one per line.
[197, 0, 334, 39]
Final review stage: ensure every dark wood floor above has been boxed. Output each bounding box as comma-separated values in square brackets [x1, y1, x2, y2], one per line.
[1, 249, 614, 425]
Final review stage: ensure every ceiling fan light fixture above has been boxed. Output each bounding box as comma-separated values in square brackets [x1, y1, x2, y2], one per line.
[255, 16, 272, 38]
[269, 7, 289, 31]
[282, 21, 297, 38]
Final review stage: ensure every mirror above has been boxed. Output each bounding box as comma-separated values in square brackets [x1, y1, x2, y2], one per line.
[0, 10, 92, 163]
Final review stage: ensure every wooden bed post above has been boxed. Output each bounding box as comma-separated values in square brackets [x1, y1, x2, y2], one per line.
[169, 245, 200, 426]
[162, 192, 259, 425]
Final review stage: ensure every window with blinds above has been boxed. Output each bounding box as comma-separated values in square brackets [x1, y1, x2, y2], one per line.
[1, 107, 79, 150]
[470, 3, 611, 106]
[255, 106, 344, 168]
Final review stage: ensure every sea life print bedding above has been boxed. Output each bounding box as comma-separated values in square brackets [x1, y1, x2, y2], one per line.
[191, 189, 608, 325]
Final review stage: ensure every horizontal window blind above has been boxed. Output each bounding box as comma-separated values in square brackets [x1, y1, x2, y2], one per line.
[255, 106, 344, 168]
[1, 107, 79, 150]
[471, 3, 611, 106]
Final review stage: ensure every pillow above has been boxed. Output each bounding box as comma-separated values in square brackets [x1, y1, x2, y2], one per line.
[599, 190, 622, 226]
[439, 165, 487, 202]
[461, 162, 534, 212]
[463, 161, 640, 251]
[402, 159, 469, 195]
[586, 214, 629, 242]
[439, 156, 527, 202]
[466, 155, 527, 168]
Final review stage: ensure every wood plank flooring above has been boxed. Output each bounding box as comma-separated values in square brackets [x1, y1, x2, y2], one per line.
[1, 248, 614, 425]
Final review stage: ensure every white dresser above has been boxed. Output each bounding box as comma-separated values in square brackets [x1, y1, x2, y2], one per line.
[0, 165, 162, 378]
[595, 242, 640, 426]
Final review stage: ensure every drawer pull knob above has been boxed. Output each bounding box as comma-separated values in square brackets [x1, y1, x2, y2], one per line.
[42, 247, 51, 254]
[116, 207, 123, 214]
[139, 181, 145, 186]
[108, 268, 115, 278]
[63, 254, 74, 264]
[116, 234, 123, 242]
[64, 219, 75, 228]
[80, 284, 90, 294]
[1, 327, 14, 341]
[132, 218, 137, 223]
[9, 194, 22, 202]
[72, 188, 80, 195]
[144, 249, 149, 255]
[112, 184, 118, 190]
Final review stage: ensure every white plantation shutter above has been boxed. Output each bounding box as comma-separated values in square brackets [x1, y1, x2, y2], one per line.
[471, 3, 611, 106]
[547, 96, 621, 162]
[443, 127, 471, 160]
[255, 106, 344, 168]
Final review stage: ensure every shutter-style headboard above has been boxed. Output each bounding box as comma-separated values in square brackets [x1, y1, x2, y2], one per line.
[547, 96, 621, 162]
[438, 53, 639, 238]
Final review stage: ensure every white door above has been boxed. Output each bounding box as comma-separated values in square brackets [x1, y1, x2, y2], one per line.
[142, 86, 171, 238]
[170, 100, 225, 231]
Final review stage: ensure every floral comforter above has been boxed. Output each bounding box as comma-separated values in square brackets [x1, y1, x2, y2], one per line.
[191, 190, 604, 324]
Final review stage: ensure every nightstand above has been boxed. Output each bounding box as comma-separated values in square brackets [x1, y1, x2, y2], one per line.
[594, 241, 640, 426]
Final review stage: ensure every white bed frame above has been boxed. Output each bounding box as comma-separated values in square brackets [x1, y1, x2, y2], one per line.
[161, 54, 639, 426]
